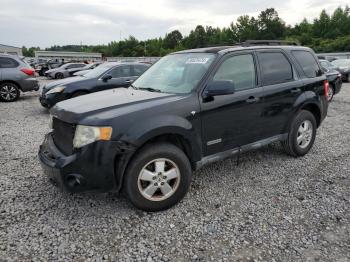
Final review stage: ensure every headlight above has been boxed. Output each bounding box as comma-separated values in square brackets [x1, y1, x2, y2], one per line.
[46, 86, 65, 95]
[73, 125, 112, 148]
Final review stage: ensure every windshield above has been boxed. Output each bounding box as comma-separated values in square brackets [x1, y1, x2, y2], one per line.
[332, 59, 350, 67]
[83, 64, 113, 78]
[132, 53, 216, 94]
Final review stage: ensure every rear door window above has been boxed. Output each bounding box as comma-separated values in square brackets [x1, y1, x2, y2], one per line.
[0, 57, 19, 68]
[292, 50, 322, 78]
[258, 52, 293, 85]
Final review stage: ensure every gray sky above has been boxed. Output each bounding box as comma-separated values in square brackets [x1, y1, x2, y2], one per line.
[0, 0, 347, 48]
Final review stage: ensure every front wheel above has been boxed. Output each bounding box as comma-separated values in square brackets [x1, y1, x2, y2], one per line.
[123, 143, 192, 212]
[55, 73, 64, 79]
[282, 110, 317, 157]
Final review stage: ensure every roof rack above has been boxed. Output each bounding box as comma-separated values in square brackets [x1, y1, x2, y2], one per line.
[238, 40, 300, 46]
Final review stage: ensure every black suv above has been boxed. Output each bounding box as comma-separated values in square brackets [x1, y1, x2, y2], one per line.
[39, 43, 328, 211]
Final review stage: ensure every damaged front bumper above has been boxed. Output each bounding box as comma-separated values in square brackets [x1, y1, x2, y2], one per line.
[38, 133, 135, 193]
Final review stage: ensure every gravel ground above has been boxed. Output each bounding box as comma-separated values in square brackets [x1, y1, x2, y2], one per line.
[0, 78, 349, 261]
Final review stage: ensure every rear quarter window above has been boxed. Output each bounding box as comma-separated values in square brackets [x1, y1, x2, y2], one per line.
[292, 50, 322, 78]
[0, 57, 19, 68]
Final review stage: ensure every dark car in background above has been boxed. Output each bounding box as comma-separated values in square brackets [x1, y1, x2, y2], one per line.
[33, 59, 64, 76]
[331, 59, 350, 82]
[319, 59, 342, 101]
[39, 62, 150, 108]
[0, 54, 39, 102]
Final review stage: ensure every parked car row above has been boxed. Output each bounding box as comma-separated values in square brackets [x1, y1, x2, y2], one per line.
[38, 42, 330, 211]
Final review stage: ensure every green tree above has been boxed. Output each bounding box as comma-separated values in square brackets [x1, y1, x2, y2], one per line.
[164, 30, 183, 49]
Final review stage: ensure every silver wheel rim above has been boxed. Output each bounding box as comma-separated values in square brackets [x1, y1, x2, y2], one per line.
[297, 120, 313, 149]
[137, 158, 181, 202]
[0, 85, 17, 101]
[327, 87, 334, 101]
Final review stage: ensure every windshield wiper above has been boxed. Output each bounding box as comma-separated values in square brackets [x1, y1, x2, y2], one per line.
[138, 87, 162, 93]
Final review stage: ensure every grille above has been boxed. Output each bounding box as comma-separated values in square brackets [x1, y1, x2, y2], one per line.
[52, 118, 75, 155]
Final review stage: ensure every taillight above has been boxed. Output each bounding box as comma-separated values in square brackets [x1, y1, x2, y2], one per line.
[21, 68, 35, 76]
[324, 80, 329, 98]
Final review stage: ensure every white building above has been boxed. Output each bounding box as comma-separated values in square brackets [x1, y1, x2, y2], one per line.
[35, 51, 102, 62]
[0, 44, 23, 56]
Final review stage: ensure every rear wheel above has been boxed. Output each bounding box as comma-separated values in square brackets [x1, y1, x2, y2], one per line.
[55, 73, 64, 79]
[282, 110, 317, 157]
[123, 143, 192, 212]
[0, 82, 20, 102]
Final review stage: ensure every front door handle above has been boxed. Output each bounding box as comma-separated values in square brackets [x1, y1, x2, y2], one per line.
[246, 96, 259, 104]
[290, 88, 301, 94]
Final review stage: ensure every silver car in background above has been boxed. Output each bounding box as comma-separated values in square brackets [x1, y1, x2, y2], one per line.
[45, 63, 86, 79]
[0, 54, 39, 102]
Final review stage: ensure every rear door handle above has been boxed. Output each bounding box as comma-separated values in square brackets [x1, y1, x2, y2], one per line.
[246, 96, 259, 104]
[290, 88, 301, 94]
[125, 79, 134, 83]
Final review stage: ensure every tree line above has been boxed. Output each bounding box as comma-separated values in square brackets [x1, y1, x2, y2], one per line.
[23, 6, 350, 57]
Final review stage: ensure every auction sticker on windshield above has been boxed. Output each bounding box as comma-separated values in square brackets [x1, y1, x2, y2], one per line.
[186, 58, 210, 64]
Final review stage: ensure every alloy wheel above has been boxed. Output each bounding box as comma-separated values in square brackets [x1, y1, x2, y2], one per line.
[137, 158, 181, 202]
[297, 120, 313, 149]
[0, 85, 18, 101]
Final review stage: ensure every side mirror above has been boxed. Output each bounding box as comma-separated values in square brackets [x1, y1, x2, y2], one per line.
[204, 80, 235, 97]
[101, 74, 112, 82]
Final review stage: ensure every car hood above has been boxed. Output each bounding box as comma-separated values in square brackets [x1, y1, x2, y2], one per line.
[50, 88, 183, 124]
[44, 76, 86, 90]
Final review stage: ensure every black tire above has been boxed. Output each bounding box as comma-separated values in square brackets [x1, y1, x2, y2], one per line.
[55, 73, 64, 79]
[0, 82, 20, 102]
[327, 85, 334, 102]
[123, 142, 192, 212]
[282, 110, 317, 157]
[71, 91, 88, 98]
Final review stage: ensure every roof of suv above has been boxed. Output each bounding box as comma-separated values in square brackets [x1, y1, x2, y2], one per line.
[174, 45, 312, 55]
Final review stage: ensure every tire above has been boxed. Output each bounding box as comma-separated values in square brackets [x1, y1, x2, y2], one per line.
[71, 91, 88, 98]
[0, 82, 20, 102]
[123, 142, 192, 212]
[327, 85, 334, 102]
[282, 110, 317, 157]
[55, 73, 64, 79]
